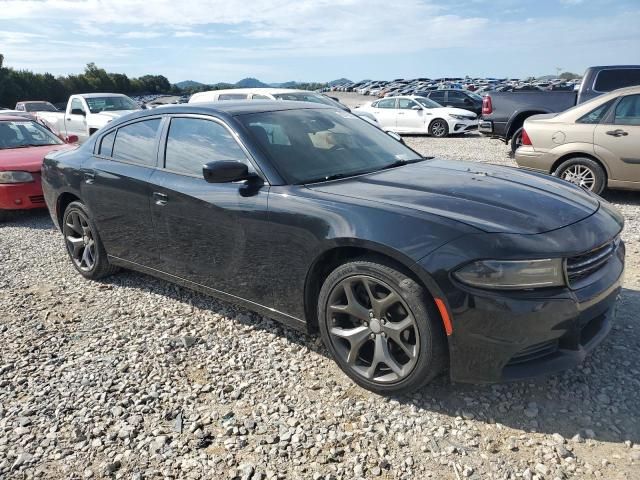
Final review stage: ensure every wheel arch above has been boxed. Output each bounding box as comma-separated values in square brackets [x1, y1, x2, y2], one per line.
[303, 242, 449, 342]
[56, 191, 82, 230]
[551, 152, 610, 181]
[506, 110, 549, 140]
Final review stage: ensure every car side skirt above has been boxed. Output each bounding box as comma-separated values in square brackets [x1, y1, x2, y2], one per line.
[108, 255, 308, 333]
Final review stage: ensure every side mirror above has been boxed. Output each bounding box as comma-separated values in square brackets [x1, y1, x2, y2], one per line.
[66, 135, 79, 144]
[71, 108, 85, 116]
[411, 105, 422, 111]
[203, 161, 249, 183]
[385, 131, 405, 144]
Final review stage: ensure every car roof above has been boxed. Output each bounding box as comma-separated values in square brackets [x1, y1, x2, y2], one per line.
[79, 93, 130, 98]
[0, 115, 34, 121]
[193, 88, 320, 96]
[111, 101, 334, 123]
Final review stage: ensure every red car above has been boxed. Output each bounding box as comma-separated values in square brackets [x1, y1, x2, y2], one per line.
[0, 116, 76, 219]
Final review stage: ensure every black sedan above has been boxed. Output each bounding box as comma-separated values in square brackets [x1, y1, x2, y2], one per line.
[41, 101, 625, 394]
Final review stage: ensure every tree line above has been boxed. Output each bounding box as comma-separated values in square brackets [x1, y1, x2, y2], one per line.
[0, 54, 330, 109]
[0, 55, 181, 108]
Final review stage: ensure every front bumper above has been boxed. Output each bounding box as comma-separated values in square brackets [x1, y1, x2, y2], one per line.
[417, 208, 625, 383]
[0, 174, 45, 211]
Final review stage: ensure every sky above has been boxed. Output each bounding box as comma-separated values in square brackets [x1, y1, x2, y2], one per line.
[0, 0, 639, 84]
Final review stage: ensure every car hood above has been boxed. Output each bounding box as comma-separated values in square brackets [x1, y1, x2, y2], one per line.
[429, 107, 476, 118]
[91, 110, 137, 120]
[308, 159, 599, 234]
[0, 144, 75, 172]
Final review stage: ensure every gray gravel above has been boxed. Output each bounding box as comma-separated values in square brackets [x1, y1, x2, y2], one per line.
[1, 95, 640, 479]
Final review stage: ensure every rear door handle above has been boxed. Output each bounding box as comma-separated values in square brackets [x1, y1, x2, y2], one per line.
[153, 192, 168, 206]
[83, 171, 95, 184]
[606, 129, 628, 137]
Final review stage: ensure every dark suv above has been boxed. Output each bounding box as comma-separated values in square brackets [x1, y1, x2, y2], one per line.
[416, 89, 483, 115]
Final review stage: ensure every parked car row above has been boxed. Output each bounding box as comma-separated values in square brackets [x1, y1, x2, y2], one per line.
[479, 65, 640, 152]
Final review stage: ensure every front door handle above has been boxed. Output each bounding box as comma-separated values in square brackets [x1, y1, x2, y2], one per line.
[153, 192, 168, 206]
[606, 129, 629, 137]
[83, 171, 95, 184]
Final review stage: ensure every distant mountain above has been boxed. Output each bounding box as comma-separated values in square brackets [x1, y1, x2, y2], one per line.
[235, 77, 269, 88]
[175, 80, 207, 89]
[329, 78, 352, 86]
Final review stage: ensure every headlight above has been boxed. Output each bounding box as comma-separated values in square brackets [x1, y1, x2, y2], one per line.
[449, 114, 474, 120]
[0, 171, 34, 184]
[454, 258, 565, 289]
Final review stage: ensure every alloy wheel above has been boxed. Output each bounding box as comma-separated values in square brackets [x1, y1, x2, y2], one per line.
[561, 165, 595, 190]
[63, 210, 97, 271]
[326, 275, 420, 384]
[431, 121, 447, 137]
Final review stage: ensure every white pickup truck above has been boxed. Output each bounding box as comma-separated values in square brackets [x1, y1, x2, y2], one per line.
[37, 93, 140, 143]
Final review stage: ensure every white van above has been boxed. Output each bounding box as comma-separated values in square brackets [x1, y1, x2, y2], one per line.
[189, 88, 346, 108]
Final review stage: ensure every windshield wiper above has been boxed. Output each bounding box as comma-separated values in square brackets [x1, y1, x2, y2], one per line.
[301, 170, 375, 185]
[379, 156, 432, 171]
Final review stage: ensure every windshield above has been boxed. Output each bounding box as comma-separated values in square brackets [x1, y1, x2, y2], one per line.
[85, 96, 139, 113]
[24, 102, 58, 112]
[239, 108, 422, 184]
[414, 97, 442, 109]
[0, 120, 64, 149]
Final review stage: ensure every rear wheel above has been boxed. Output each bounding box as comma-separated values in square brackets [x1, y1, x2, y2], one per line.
[510, 127, 524, 156]
[318, 257, 447, 395]
[429, 119, 449, 138]
[554, 157, 606, 194]
[62, 201, 118, 279]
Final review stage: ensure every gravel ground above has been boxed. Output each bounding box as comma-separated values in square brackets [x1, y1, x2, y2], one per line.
[1, 94, 640, 479]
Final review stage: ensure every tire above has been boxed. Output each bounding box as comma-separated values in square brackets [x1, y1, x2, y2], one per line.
[318, 256, 447, 395]
[510, 127, 524, 156]
[554, 157, 606, 194]
[429, 119, 449, 138]
[62, 201, 119, 280]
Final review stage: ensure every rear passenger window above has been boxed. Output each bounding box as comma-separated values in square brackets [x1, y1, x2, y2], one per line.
[252, 94, 270, 99]
[165, 118, 250, 176]
[577, 100, 615, 124]
[112, 119, 161, 166]
[99, 130, 116, 156]
[594, 69, 640, 92]
[376, 98, 396, 109]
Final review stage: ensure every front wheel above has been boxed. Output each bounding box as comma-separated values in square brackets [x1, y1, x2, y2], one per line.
[429, 119, 449, 138]
[554, 157, 606, 194]
[318, 257, 447, 395]
[62, 201, 119, 279]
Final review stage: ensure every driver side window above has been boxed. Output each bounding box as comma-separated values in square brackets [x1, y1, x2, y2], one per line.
[70, 98, 85, 115]
[165, 117, 252, 176]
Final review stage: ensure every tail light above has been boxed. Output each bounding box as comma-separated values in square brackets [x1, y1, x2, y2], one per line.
[522, 129, 532, 146]
[482, 95, 492, 115]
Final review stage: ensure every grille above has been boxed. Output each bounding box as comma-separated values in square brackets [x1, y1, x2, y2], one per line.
[29, 195, 45, 204]
[566, 240, 617, 285]
[506, 339, 559, 366]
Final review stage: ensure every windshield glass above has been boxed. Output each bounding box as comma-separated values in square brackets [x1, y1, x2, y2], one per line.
[239, 108, 422, 184]
[414, 97, 442, 109]
[85, 96, 139, 113]
[24, 102, 58, 112]
[0, 120, 64, 149]
[467, 92, 483, 101]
